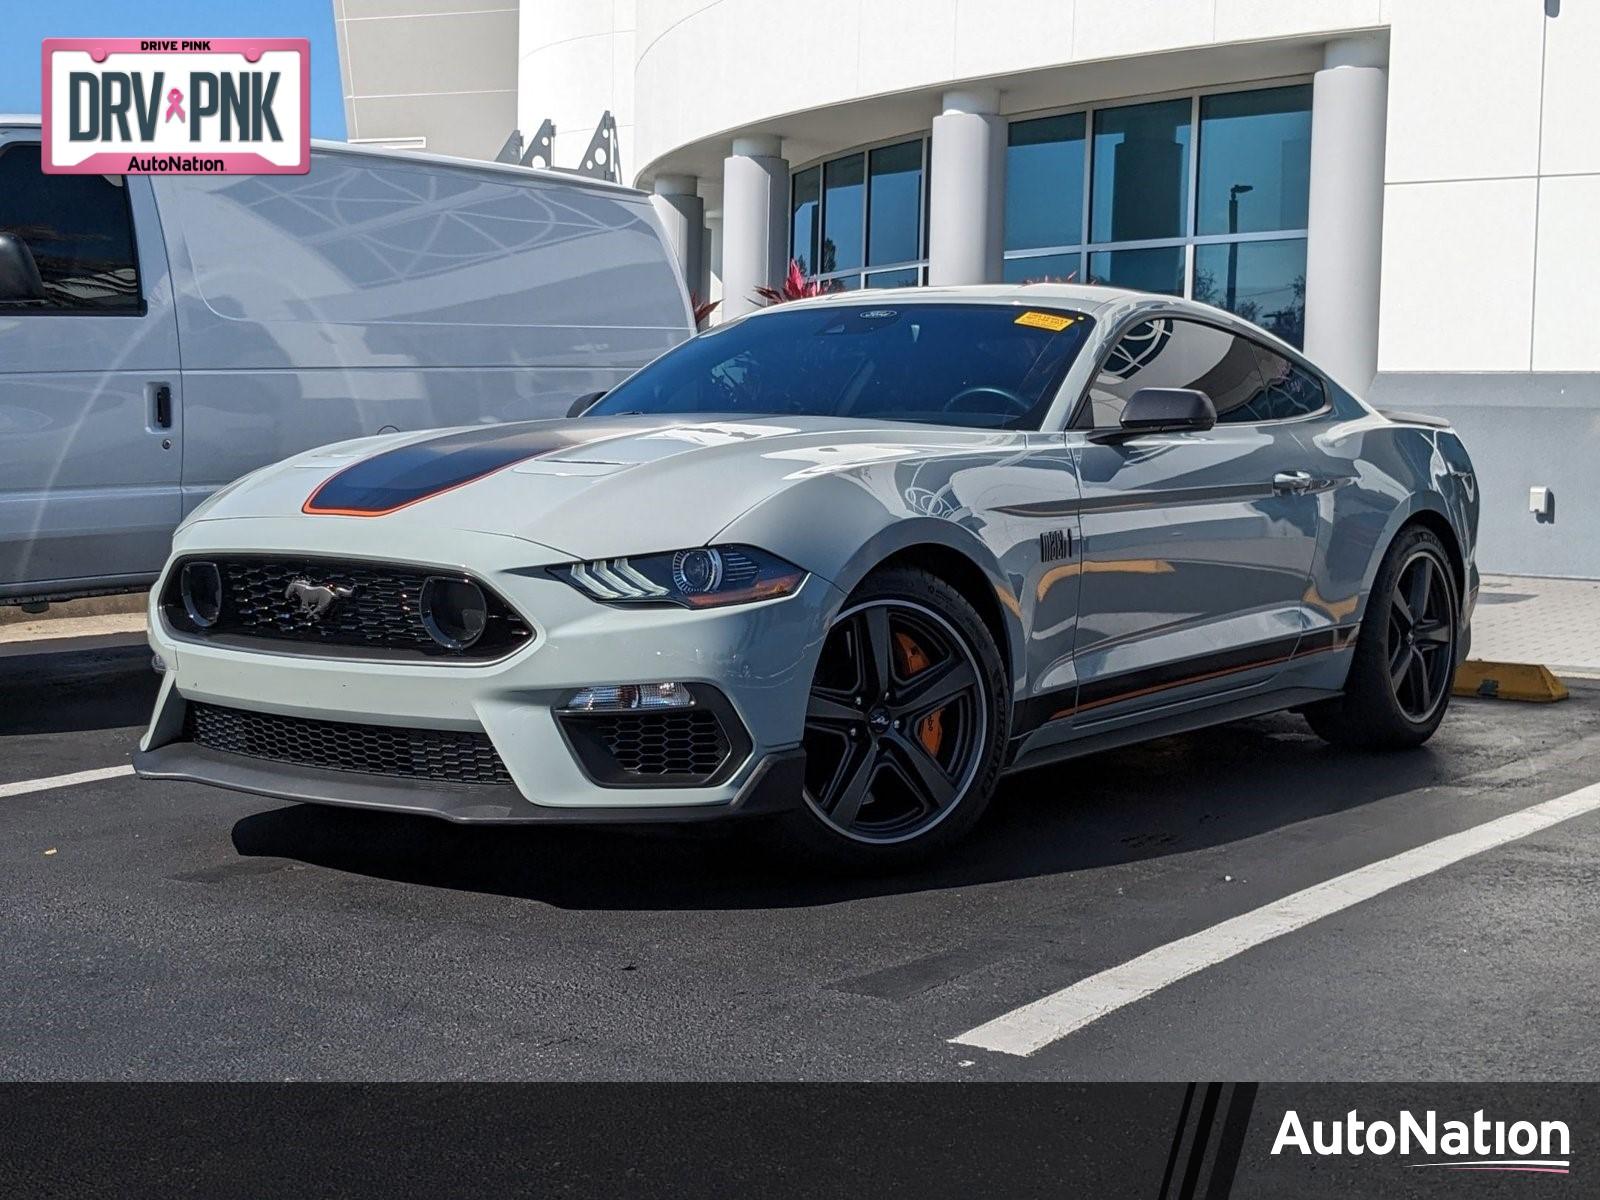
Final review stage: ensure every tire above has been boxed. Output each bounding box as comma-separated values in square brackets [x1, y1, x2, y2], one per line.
[1304, 525, 1460, 749]
[773, 565, 1009, 870]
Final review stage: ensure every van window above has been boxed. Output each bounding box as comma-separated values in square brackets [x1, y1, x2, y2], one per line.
[0, 144, 142, 313]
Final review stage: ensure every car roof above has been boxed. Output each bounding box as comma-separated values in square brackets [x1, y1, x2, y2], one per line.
[747, 282, 1311, 361]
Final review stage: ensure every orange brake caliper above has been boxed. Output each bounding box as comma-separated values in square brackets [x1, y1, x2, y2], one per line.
[893, 631, 946, 757]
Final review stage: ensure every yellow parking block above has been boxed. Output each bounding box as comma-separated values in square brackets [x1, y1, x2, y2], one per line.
[1452, 660, 1569, 703]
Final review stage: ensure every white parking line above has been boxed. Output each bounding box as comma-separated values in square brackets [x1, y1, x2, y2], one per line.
[0, 765, 134, 798]
[952, 780, 1600, 1057]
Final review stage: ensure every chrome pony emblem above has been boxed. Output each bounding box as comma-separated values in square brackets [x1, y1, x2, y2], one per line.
[284, 578, 355, 618]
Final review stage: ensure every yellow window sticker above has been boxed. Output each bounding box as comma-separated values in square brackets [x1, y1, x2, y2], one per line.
[1014, 310, 1075, 332]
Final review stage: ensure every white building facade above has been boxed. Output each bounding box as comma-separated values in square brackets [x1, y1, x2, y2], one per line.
[453, 1, 1596, 576]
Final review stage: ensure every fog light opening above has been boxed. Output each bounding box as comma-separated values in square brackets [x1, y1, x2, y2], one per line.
[561, 682, 695, 713]
[419, 576, 488, 650]
[180, 561, 223, 629]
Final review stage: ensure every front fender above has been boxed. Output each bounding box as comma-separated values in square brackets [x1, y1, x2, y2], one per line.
[715, 466, 1028, 688]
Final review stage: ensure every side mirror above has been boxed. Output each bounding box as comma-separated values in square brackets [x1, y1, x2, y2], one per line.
[1117, 387, 1216, 435]
[0, 232, 45, 304]
[567, 390, 607, 418]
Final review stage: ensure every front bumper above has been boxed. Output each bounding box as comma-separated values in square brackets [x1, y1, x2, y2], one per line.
[132, 741, 806, 824]
[137, 519, 842, 822]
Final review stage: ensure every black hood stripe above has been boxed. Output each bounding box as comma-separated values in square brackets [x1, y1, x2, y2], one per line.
[303, 420, 651, 516]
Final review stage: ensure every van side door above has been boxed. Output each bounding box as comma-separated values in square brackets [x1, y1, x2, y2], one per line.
[0, 134, 181, 599]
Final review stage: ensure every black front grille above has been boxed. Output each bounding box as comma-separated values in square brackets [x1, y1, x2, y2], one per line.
[162, 556, 531, 659]
[187, 702, 512, 785]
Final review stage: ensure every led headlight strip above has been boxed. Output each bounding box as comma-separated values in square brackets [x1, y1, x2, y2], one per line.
[555, 545, 805, 608]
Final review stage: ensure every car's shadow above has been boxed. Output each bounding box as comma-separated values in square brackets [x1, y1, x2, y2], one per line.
[230, 712, 1464, 910]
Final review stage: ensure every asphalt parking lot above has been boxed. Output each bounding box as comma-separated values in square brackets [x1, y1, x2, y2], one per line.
[4, 639, 1599, 1081]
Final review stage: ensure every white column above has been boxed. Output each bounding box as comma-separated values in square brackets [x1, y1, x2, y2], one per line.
[1304, 36, 1388, 392]
[721, 135, 788, 319]
[650, 173, 705, 300]
[927, 88, 1005, 286]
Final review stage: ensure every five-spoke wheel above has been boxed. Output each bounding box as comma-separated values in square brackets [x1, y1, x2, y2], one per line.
[781, 568, 1006, 866]
[1387, 548, 1455, 722]
[1305, 525, 1460, 749]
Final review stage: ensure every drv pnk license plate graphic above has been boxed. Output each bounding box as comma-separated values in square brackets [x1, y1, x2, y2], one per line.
[41, 38, 310, 175]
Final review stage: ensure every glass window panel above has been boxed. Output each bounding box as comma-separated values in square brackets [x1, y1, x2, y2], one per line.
[1247, 346, 1328, 421]
[1005, 113, 1086, 252]
[1088, 245, 1184, 295]
[791, 166, 820, 275]
[1196, 85, 1312, 236]
[1192, 237, 1307, 347]
[1090, 99, 1191, 244]
[1002, 252, 1083, 284]
[867, 141, 922, 266]
[822, 154, 865, 274]
[865, 266, 920, 289]
[1084, 318, 1267, 427]
[828, 274, 862, 291]
[0, 144, 141, 312]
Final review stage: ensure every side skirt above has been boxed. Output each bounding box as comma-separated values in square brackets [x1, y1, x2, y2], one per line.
[1002, 685, 1340, 776]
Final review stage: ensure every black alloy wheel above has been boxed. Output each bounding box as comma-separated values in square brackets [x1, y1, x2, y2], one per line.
[802, 597, 991, 846]
[1387, 547, 1455, 722]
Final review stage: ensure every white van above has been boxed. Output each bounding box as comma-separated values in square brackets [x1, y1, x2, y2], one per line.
[0, 116, 692, 606]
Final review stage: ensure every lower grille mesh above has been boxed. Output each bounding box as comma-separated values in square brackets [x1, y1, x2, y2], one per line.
[186, 703, 511, 785]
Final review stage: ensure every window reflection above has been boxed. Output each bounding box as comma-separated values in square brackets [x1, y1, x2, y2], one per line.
[1197, 85, 1311, 236]
[1002, 252, 1082, 284]
[791, 166, 820, 276]
[1193, 238, 1307, 347]
[1005, 113, 1085, 252]
[1091, 99, 1191, 243]
[867, 141, 922, 266]
[1088, 246, 1184, 296]
[822, 154, 865, 274]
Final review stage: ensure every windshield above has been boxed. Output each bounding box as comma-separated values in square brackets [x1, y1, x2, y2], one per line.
[587, 303, 1093, 431]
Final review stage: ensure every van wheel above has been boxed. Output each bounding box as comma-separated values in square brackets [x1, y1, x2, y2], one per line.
[1305, 526, 1459, 749]
[776, 567, 1008, 871]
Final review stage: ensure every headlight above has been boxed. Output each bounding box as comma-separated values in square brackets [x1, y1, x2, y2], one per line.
[554, 545, 806, 608]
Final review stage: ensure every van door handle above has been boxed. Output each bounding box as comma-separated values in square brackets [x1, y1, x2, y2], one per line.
[1272, 470, 1313, 493]
[153, 383, 172, 429]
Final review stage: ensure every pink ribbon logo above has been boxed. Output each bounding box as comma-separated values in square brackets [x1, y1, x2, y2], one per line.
[164, 88, 185, 123]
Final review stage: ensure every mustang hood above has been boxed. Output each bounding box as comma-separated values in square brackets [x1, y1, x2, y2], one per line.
[190, 414, 1003, 560]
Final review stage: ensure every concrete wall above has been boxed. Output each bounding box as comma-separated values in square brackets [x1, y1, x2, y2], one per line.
[1371, 0, 1600, 576]
[517, 1, 636, 180]
[333, 0, 517, 160]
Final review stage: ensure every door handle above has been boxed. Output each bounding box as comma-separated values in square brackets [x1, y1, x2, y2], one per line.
[152, 383, 172, 430]
[1272, 470, 1313, 494]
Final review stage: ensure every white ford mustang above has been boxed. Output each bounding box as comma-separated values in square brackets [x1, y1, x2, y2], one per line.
[135, 285, 1478, 867]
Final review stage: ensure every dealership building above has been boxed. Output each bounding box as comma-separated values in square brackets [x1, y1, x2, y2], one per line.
[335, 1, 1597, 578]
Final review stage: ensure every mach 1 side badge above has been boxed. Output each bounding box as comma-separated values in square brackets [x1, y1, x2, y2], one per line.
[284, 579, 354, 619]
[42, 38, 310, 174]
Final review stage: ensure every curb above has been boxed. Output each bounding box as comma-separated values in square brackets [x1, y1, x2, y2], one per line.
[1452, 660, 1570, 703]
[0, 592, 148, 625]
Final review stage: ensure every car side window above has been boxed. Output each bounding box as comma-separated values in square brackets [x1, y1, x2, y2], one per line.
[1082, 317, 1268, 427]
[0, 143, 142, 313]
[1247, 344, 1329, 422]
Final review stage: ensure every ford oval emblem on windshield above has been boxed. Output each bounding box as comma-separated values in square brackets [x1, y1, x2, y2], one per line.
[859, 309, 897, 319]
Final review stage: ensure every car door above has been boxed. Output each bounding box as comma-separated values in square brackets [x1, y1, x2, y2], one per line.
[1065, 315, 1322, 721]
[0, 133, 181, 598]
